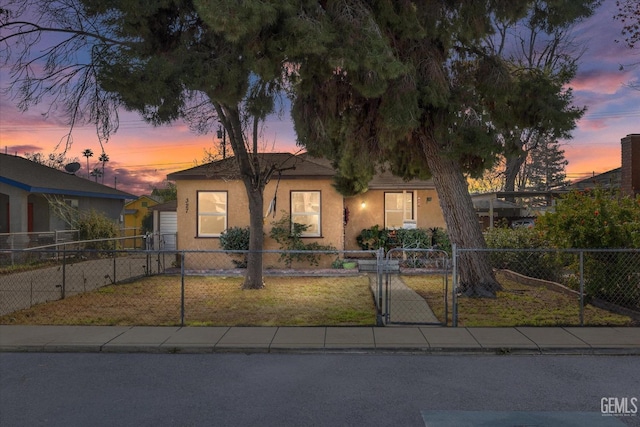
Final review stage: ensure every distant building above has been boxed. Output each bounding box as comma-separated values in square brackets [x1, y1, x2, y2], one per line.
[0, 153, 135, 237]
[568, 133, 639, 196]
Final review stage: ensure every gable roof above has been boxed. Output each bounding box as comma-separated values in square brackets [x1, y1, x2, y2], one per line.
[167, 152, 336, 180]
[0, 153, 136, 200]
[124, 195, 161, 208]
[568, 168, 621, 191]
[167, 152, 435, 188]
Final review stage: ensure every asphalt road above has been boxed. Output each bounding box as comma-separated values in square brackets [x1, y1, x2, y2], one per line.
[1, 353, 639, 426]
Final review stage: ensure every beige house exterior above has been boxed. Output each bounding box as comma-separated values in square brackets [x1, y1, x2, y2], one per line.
[167, 153, 446, 268]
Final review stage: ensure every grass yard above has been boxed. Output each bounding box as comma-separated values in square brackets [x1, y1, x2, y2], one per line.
[0, 275, 377, 327]
[402, 271, 633, 327]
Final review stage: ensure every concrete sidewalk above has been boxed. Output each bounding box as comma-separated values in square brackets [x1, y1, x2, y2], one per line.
[1, 325, 639, 355]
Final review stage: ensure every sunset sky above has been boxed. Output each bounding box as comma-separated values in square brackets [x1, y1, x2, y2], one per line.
[1, 1, 638, 196]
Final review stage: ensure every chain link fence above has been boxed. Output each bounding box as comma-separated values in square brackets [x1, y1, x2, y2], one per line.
[2, 245, 638, 327]
[452, 247, 640, 327]
[0, 248, 381, 326]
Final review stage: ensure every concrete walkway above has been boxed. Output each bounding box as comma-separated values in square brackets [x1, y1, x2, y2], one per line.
[370, 274, 441, 325]
[385, 275, 440, 324]
[1, 325, 639, 355]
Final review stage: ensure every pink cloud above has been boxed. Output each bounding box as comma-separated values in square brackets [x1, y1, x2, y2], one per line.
[570, 69, 633, 94]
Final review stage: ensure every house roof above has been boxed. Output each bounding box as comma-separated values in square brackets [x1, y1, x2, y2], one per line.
[167, 153, 336, 180]
[0, 153, 136, 200]
[167, 152, 435, 189]
[567, 168, 621, 191]
[149, 200, 177, 211]
[124, 195, 161, 208]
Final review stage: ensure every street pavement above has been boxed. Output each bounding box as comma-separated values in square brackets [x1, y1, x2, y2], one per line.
[1, 325, 639, 354]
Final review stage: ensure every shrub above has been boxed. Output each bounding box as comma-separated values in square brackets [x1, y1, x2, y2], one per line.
[220, 226, 250, 268]
[430, 227, 451, 254]
[484, 226, 564, 282]
[77, 210, 119, 251]
[269, 213, 335, 267]
[395, 228, 431, 249]
[356, 225, 390, 251]
[536, 188, 640, 249]
[356, 226, 451, 254]
[140, 212, 153, 235]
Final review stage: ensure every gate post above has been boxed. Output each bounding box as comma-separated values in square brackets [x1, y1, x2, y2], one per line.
[376, 248, 385, 325]
[451, 244, 458, 327]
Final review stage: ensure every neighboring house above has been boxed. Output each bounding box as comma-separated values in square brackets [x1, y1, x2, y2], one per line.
[123, 195, 161, 235]
[567, 168, 621, 192]
[0, 153, 135, 239]
[568, 134, 639, 196]
[166, 153, 446, 266]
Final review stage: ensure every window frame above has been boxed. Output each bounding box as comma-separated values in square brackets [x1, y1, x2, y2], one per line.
[196, 190, 228, 237]
[290, 190, 322, 237]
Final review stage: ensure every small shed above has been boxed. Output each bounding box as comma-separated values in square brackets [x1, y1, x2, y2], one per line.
[149, 200, 177, 250]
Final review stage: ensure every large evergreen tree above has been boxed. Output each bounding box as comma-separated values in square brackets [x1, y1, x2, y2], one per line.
[288, 0, 597, 296]
[525, 139, 569, 192]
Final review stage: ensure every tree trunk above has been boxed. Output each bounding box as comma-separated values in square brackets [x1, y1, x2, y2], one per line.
[243, 181, 265, 289]
[503, 152, 527, 201]
[422, 138, 502, 297]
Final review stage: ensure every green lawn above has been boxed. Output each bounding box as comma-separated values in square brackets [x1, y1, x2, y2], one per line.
[0, 274, 377, 326]
[402, 272, 633, 327]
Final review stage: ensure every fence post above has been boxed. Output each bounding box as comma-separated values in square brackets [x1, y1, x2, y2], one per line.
[113, 250, 117, 284]
[579, 250, 584, 326]
[180, 251, 185, 327]
[10, 234, 14, 266]
[444, 255, 449, 326]
[452, 244, 458, 327]
[61, 246, 66, 299]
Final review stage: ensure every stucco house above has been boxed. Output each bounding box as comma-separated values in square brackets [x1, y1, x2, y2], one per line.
[166, 153, 446, 265]
[0, 153, 135, 240]
[124, 195, 161, 234]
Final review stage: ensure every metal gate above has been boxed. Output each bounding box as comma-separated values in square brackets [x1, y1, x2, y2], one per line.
[382, 248, 450, 325]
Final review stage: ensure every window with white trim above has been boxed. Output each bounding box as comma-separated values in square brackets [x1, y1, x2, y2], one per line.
[197, 191, 227, 236]
[291, 191, 321, 237]
[385, 191, 414, 229]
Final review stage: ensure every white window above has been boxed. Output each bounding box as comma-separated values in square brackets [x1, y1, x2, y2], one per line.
[291, 191, 321, 237]
[64, 199, 79, 209]
[385, 191, 414, 229]
[197, 191, 227, 237]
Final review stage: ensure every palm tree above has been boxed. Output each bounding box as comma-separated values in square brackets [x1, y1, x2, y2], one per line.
[82, 149, 93, 178]
[98, 152, 109, 184]
[90, 167, 102, 182]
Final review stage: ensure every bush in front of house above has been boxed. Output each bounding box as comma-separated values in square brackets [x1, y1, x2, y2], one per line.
[356, 225, 391, 251]
[269, 213, 336, 267]
[77, 209, 119, 251]
[220, 226, 250, 268]
[356, 226, 450, 253]
[430, 227, 451, 254]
